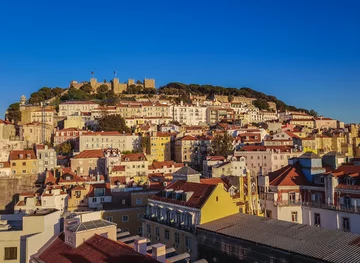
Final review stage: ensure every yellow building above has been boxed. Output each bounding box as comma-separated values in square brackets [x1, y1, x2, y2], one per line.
[147, 132, 171, 162]
[64, 115, 85, 129]
[0, 120, 16, 140]
[116, 101, 170, 118]
[9, 150, 38, 175]
[22, 122, 53, 146]
[301, 138, 318, 153]
[143, 179, 239, 260]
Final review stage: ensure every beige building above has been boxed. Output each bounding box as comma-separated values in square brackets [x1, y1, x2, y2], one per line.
[71, 149, 106, 177]
[206, 107, 235, 124]
[289, 118, 315, 128]
[172, 102, 207, 125]
[30, 110, 55, 126]
[21, 122, 53, 146]
[174, 135, 197, 163]
[79, 131, 141, 152]
[314, 117, 338, 129]
[0, 120, 16, 140]
[235, 146, 303, 176]
[10, 150, 38, 175]
[0, 209, 61, 263]
[64, 115, 85, 129]
[116, 101, 170, 118]
[59, 101, 99, 117]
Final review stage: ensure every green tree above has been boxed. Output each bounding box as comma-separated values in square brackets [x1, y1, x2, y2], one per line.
[6, 103, 21, 124]
[98, 114, 131, 133]
[80, 84, 93, 93]
[252, 98, 270, 110]
[210, 132, 234, 157]
[56, 142, 72, 154]
[309, 109, 319, 118]
[97, 85, 109, 94]
[140, 135, 150, 154]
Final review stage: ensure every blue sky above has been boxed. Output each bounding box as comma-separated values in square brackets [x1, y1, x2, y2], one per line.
[0, 0, 359, 123]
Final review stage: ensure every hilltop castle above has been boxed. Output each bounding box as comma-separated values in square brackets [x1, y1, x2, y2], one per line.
[69, 77, 155, 94]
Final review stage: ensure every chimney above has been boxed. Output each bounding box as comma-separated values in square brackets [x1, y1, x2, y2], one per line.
[152, 244, 166, 263]
[134, 237, 148, 255]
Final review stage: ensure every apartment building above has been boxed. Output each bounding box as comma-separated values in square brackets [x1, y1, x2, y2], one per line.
[289, 118, 315, 128]
[71, 149, 106, 177]
[21, 122, 53, 146]
[235, 146, 303, 176]
[206, 107, 235, 125]
[0, 119, 16, 140]
[9, 150, 38, 175]
[54, 128, 85, 150]
[147, 132, 172, 162]
[35, 144, 57, 175]
[143, 178, 239, 260]
[58, 101, 99, 117]
[116, 101, 170, 118]
[30, 110, 55, 126]
[172, 102, 207, 125]
[314, 117, 338, 129]
[64, 115, 85, 129]
[79, 131, 141, 152]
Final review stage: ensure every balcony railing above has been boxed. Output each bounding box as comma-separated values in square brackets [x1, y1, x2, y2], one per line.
[302, 202, 360, 214]
[143, 214, 195, 233]
[273, 200, 302, 207]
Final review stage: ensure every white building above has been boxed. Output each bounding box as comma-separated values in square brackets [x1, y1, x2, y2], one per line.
[172, 102, 207, 125]
[59, 101, 99, 117]
[79, 131, 141, 152]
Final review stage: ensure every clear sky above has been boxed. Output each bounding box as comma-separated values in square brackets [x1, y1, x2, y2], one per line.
[0, 0, 359, 123]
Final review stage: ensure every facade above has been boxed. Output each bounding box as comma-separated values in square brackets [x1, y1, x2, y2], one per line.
[30, 110, 55, 126]
[71, 149, 106, 177]
[147, 132, 172, 162]
[0, 209, 61, 263]
[143, 178, 239, 260]
[35, 145, 57, 175]
[53, 128, 85, 150]
[58, 101, 99, 117]
[116, 101, 170, 119]
[235, 146, 303, 176]
[314, 117, 338, 129]
[0, 120, 16, 140]
[206, 107, 235, 125]
[63, 115, 85, 129]
[289, 118, 315, 128]
[21, 122, 53, 146]
[79, 131, 141, 152]
[172, 102, 207, 125]
[9, 150, 38, 175]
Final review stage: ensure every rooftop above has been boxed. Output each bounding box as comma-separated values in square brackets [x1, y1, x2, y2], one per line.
[67, 219, 116, 233]
[36, 233, 163, 263]
[198, 213, 360, 263]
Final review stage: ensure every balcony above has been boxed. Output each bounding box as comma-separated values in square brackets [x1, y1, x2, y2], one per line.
[143, 214, 195, 233]
[274, 200, 302, 207]
[302, 202, 360, 214]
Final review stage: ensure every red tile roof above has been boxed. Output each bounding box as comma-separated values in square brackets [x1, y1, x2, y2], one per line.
[149, 161, 183, 170]
[177, 135, 197, 141]
[284, 131, 300, 139]
[10, 150, 36, 160]
[206, 156, 225, 161]
[37, 233, 163, 263]
[109, 176, 127, 185]
[74, 150, 104, 159]
[121, 153, 147, 162]
[61, 101, 99, 105]
[150, 180, 216, 208]
[0, 161, 10, 168]
[71, 185, 86, 191]
[111, 165, 126, 172]
[88, 183, 111, 197]
[81, 131, 122, 136]
[268, 163, 311, 186]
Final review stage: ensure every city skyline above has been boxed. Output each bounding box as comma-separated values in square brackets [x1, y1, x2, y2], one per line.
[1, 0, 359, 123]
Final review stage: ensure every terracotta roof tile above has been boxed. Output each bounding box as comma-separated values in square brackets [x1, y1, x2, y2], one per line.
[37, 233, 163, 263]
[74, 150, 104, 159]
[268, 163, 311, 186]
[10, 150, 36, 160]
[121, 153, 147, 162]
[150, 180, 216, 208]
[111, 165, 125, 172]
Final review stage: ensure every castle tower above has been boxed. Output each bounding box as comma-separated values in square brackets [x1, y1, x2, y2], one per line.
[144, 78, 155, 89]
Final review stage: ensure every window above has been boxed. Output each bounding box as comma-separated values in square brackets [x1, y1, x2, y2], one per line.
[121, 199, 126, 205]
[4, 247, 17, 260]
[122, 228, 129, 232]
[216, 196, 219, 202]
[175, 232, 180, 244]
[12, 162, 16, 167]
[22, 162, 26, 166]
[165, 229, 170, 240]
[22, 170, 26, 174]
[92, 197, 97, 203]
[147, 224, 151, 234]
[155, 227, 160, 237]
[106, 216, 113, 222]
[314, 213, 321, 227]
[138, 226, 143, 234]
[342, 217, 350, 231]
[185, 236, 191, 248]
[289, 192, 296, 204]
[291, 212, 298, 222]
[137, 213, 144, 220]
[136, 198, 142, 205]
[122, 215, 129, 222]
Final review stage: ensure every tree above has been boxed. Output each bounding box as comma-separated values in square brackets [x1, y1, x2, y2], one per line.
[210, 132, 234, 157]
[97, 85, 109, 94]
[309, 109, 319, 118]
[97, 114, 131, 133]
[6, 103, 21, 124]
[80, 84, 93, 93]
[136, 80, 143, 84]
[140, 135, 150, 154]
[252, 98, 270, 110]
[56, 142, 72, 154]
